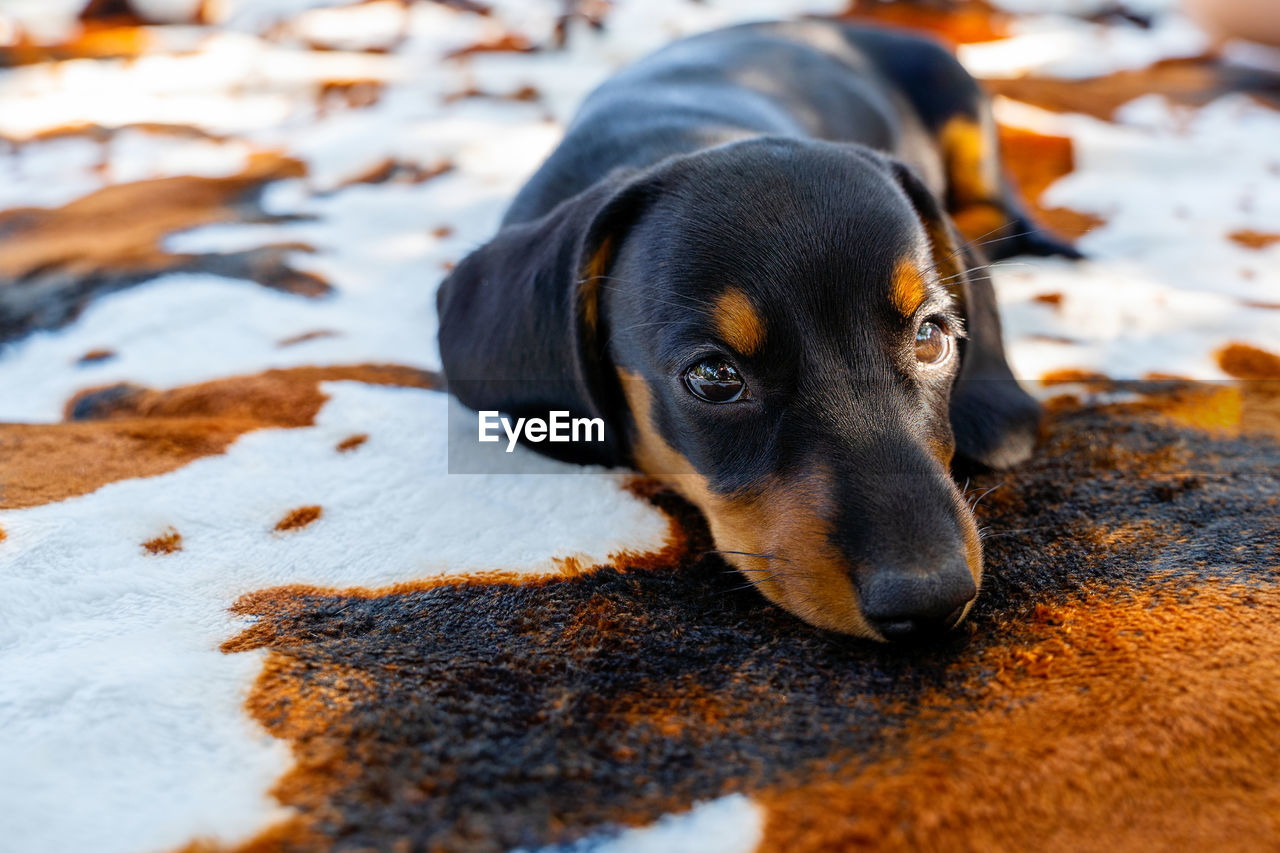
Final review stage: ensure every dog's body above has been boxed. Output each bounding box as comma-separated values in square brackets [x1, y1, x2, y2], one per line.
[439, 21, 1075, 641]
[505, 21, 1055, 250]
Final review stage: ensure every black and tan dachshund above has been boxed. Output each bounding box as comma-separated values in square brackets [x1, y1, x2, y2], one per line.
[437, 20, 1078, 642]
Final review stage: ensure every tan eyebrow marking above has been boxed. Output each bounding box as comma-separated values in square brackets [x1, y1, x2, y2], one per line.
[713, 286, 766, 356]
[890, 257, 929, 317]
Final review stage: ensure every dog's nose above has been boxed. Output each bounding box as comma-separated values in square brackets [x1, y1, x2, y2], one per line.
[859, 559, 977, 642]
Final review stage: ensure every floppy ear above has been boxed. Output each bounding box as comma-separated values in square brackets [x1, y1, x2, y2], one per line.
[890, 161, 1042, 469]
[436, 171, 651, 467]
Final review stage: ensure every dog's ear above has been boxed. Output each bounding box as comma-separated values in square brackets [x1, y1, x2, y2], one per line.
[890, 161, 1042, 469]
[437, 170, 652, 467]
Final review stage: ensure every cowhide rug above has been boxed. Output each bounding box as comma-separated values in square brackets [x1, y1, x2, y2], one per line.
[1, 1, 1278, 851]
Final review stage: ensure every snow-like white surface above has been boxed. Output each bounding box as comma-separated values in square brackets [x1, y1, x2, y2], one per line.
[990, 95, 1280, 380]
[990, 0, 1179, 13]
[0, 31, 403, 140]
[960, 12, 1207, 80]
[0, 0, 87, 43]
[0, 382, 671, 853]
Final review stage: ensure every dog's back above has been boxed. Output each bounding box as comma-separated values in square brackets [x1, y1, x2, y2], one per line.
[506, 21, 969, 225]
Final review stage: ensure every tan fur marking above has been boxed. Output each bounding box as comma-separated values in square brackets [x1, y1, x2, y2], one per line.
[617, 370, 986, 638]
[617, 369, 877, 638]
[941, 115, 1024, 249]
[955, 488, 985, 625]
[940, 116, 1000, 208]
[579, 235, 613, 337]
[890, 258, 929, 317]
[713, 287, 766, 356]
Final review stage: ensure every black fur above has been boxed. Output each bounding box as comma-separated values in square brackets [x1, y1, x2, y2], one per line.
[437, 21, 1079, 637]
[439, 20, 1070, 470]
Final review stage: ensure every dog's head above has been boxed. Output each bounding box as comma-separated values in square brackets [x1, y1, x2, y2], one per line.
[438, 137, 1040, 641]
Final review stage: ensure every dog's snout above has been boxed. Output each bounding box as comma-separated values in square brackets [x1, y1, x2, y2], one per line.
[859, 558, 977, 642]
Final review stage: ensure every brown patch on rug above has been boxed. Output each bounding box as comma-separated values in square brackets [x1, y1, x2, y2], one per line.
[1041, 367, 1112, 388]
[317, 80, 386, 113]
[277, 330, 341, 348]
[143, 527, 183, 555]
[1219, 343, 1280, 380]
[759, 582, 1280, 851]
[1215, 345, 1280, 439]
[998, 124, 1106, 239]
[1104, 381, 1247, 435]
[275, 506, 322, 532]
[336, 158, 453, 189]
[445, 33, 536, 59]
[443, 84, 541, 104]
[64, 364, 437, 424]
[0, 365, 439, 510]
[839, 0, 1010, 45]
[0, 22, 154, 67]
[1040, 370, 1280, 442]
[0, 153, 321, 341]
[209, 382, 1279, 852]
[1, 121, 231, 148]
[985, 56, 1280, 121]
[335, 433, 368, 453]
[0, 419, 254, 511]
[1229, 229, 1280, 250]
[77, 347, 117, 364]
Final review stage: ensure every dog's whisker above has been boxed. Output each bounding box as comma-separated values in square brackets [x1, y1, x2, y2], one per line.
[932, 219, 1018, 271]
[965, 229, 1045, 255]
[979, 527, 1037, 540]
[936, 263, 1000, 284]
[966, 482, 1006, 511]
[719, 570, 825, 596]
[960, 218, 1020, 249]
[706, 549, 790, 562]
[935, 259, 1033, 286]
[950, 221, 1025, 262]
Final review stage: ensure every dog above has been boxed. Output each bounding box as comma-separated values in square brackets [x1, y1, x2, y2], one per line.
[437, 20, 1077, 642]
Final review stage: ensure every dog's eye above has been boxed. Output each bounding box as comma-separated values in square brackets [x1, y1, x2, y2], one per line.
[914, 320, 952, 366]
[684, 358, 746, 403]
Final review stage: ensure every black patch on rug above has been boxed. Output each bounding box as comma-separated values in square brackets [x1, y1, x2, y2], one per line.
[227, 384, 1280, 852]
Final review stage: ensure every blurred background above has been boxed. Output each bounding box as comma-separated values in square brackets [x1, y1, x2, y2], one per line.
[0, 0, 1277, 422]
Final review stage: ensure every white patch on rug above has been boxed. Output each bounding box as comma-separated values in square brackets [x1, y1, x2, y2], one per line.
[990, 95, 1280, 381]
[529, 795, 765, 853]
[0, 382, 672, 853]
[961, 12, 1206, 80]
